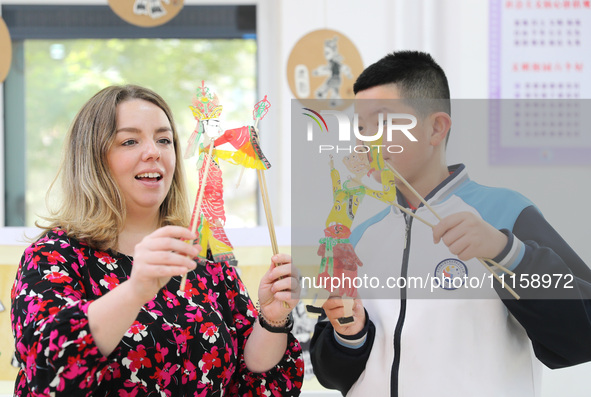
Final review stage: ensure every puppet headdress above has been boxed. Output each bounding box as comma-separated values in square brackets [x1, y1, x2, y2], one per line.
[189, 81, 223, 121]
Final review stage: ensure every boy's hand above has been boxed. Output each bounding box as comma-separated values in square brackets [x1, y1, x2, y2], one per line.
[432, 212, 508, 261]
[323, 297, 366, 336]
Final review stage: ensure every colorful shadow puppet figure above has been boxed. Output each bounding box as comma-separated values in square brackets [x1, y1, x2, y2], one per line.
[314, 140, 396, 319]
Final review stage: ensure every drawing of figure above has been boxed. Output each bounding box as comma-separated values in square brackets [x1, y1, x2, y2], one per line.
[308, 148, 396, 322]
[133, 0, 170, 19]
[312, 36, 353, 106]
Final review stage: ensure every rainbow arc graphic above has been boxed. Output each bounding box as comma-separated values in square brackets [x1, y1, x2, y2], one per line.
[302, 107, 328, 140]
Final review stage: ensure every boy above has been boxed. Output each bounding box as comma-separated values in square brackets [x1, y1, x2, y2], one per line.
[309, 51, 591, 396]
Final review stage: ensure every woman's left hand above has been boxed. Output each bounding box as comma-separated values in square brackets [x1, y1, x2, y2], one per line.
[257, 254, 300, 323]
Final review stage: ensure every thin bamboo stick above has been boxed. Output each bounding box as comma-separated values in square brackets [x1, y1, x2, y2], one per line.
[257, 168, 290, 309]
[391, 199, 515, 277]
[374, 163, 519, 298]
[257, 168, 279, 255]
[180, 143, 215, 291]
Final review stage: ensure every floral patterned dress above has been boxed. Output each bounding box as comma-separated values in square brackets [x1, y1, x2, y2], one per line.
[10, 229, 304, 396]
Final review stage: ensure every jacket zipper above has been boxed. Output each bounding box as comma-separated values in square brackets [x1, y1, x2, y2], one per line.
[391, 214, 412, 397]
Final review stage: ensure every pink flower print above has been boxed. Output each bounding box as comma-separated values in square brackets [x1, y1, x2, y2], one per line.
[46, 328, 60, 354]
[162, 289, 180, 308]
[268, 380, 283, 397]
[24, 292, 47, 324]
[41, 250, 66, 265]
[123, 345, 152, 372]
[29, 254, 41, 271]
[73, 246, 88, 263]
[24, 248, 42, 270]
[203, 289, 219, 309]
[279, 353, 304, 391]
[223, 344, 233, 363]
[101, 362, 121, 381]
[233, 313, 249, 330]
[218, 362, 235, 386]
[195, 381, 213, 397]
[182, 359, 197, 384]
[100, 273, 120, 290]
[62, 354, 88, 380]
[79, 369, 96, 389]
[255, 382, 268, 396]
[126, 321, 148, 341]
[21, 340, 39, 379]
[77, 332, 98, 357]
[198, 346, 221, 374]
[123, 379, 148, 393]
[95, 251, 118, 270]
[225, 266, 238, 281]
[42, 265, 73, 284]
[225, 289, 238, 310]
[295, 357, 305, 379]
[195, 274, 207, 290]
[119, 379, 149, 397]
[118, 388, 139, 397]
[206, 263, 223, 285]
[145, 300, 163, 317]
[154, 342, 169, 364]
[12, 319, 23, 341]
[67, 247, 87, 275]
[62, 284, 84, 300]
[150, 362, 179, 390]
[89, 276, 102, 296]
[69, 317, 87, 332]
[45, 329, 69, 361]
[15, 376, 26, 392]
[185, 305, 204, 323]
[24, 242, 42, 256]
[231, 337, 239, 356]
[237, 278, 248, 294]
[199, 322, 219, 343]
[173, 327, 194, 354]
[180, 280, 200, 299]
[246, 300, 257, 318]
[11, 276, 26, 300]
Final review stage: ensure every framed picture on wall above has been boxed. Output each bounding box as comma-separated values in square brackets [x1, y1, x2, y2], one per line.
[488, 0, 591, 165]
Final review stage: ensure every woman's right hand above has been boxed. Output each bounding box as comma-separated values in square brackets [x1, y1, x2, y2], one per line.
[128, 225, 199, 303]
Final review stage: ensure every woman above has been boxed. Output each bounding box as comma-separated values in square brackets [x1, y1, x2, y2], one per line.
[10, 85, 303, 396]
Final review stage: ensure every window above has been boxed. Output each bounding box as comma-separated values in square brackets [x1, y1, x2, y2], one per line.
[2, 4, 259, 228]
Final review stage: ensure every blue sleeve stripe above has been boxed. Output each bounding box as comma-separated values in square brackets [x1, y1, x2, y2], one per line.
[333, 330, 367, 349]
[453, 181, 534, 231]
[506, 239, 526, 272]
[498, 235, 526, 272]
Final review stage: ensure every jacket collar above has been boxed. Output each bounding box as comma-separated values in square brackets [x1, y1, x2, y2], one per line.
[395, 163, 469, 209]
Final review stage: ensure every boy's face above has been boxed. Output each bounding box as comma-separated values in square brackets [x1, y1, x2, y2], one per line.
[355, 84, 437, 184]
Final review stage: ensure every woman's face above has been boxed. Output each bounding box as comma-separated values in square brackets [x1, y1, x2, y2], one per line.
[107, 98, 176, 218]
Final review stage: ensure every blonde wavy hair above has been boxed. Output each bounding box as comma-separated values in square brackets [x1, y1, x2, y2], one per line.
[38, 85, 191, 251]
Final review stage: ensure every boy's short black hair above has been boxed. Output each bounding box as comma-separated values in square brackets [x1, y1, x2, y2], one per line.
[353, 51, 451, 117]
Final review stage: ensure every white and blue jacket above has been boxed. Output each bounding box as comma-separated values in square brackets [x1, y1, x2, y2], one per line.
[310, 164, 591, 397]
